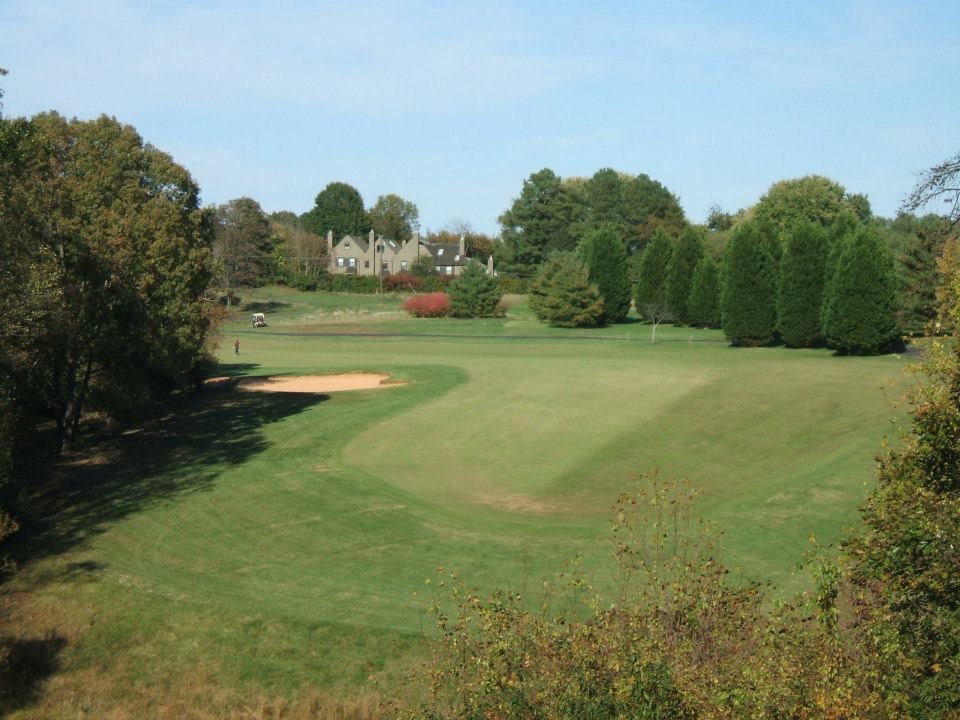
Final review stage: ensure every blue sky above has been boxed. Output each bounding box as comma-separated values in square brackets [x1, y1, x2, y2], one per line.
[2, 1, 958, 234]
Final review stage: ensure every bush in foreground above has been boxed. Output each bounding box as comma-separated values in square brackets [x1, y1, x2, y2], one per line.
[402, 293, 450, 317]
[405, 476, 896, 720]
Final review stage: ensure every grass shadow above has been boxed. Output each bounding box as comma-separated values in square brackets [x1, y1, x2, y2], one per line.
[6, 388, 327, 576]
[242, 300, 292, 313]
[0, 633, 67, 715]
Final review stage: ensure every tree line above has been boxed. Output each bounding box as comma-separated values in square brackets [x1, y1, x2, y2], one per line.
[519, 174, 952, 354]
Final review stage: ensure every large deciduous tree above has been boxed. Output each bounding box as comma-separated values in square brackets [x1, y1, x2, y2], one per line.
[301, 181, 366, 237]
[367, 193, 420, 241]
[903, 150, 960, 227]
[754, 175, 867, 237]
[0, 112, 214, 450]
[721, 220, 779, 346]
[778, 221, 829, 347]
[821, 225, 898, 354]
[665, 226, 705, 324]
[577, 225, 631, 323]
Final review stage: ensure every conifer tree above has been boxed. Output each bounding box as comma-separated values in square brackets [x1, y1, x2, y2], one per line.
[720, 220, 779, 345]
[821, 225, 898, 354]
[665, 226, 704, 323]
[529, 253, 604, 327]
[578, 224, 631, 323]
[448, 260, 502, 318]
[778, 221, 829, 347]
[635, 228, 673, 318]
[687, 255, 721, 328]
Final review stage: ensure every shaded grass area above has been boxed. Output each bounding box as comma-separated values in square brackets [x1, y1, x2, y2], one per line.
[1, 286, 910, 717]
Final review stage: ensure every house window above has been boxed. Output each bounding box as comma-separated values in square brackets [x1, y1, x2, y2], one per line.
[437, 248, 444, 256]
[381, 261, 389, 273]
[400, 260, 408, 271]
[364, 260, 370, 268]
[348, 257, 357, 267]
[344, 242, 350, 250]
[336, 257, 345, 268]
[443, 265, 453, 275]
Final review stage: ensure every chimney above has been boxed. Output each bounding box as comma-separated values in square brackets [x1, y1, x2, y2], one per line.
[326, 230, 333, 255]
[458, 235, 465, 256]
[487, 255, 494, 276]
[369, 229, 375, 246]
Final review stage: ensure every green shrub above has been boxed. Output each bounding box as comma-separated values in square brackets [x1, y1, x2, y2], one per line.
[448, 261, 502, 318]
[578, 225, 631, 323]
[720, 220, 779, 346]
[528, 253, 604, 327]
[498, 275, 530, 295]
[328, 275, 380, 293]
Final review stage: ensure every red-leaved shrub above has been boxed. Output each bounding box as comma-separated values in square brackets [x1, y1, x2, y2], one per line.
[384, 272, 425, 292]
[402, 292, 451, 317]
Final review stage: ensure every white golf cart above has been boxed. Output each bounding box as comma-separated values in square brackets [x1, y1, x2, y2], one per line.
[251, 312, 267, 328]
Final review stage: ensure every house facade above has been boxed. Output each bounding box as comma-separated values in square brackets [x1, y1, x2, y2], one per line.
[326, 230, 474, 277]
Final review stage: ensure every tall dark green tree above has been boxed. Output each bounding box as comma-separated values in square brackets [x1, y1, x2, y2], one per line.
[301, 181, 366, 237]
[665, 226, 704, 323]
[577, 225, 631, 323]
[448, 261, 502, 318]
[499, 168, 582, 264]
[720, 220, 779, 346]
[687, 255, 721, 328]
[635, 227, 674, 340]
[821, 225, 899, 354]
[212, 197, 272, 300]
[778, 221, 829, 347]
[528, 253, 604, 328]
[621, 173, 687, 253]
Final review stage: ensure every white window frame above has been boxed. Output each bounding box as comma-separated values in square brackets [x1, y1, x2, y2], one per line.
[336, 257, 345, 268]
[348, 257, 357, 267]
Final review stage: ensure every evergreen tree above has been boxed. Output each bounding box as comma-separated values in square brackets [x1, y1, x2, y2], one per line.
[822, 225, 899, 354]
[665, 226, 704, 323]
[778, 221, 829, 347]
[529, 253, 604, 327]
[720, 221, 779, 346]
[635, 228, 673, 320]
[577, 225, 631, 323]
[687, 255, 721, 328]
[448, 260, 502, 318]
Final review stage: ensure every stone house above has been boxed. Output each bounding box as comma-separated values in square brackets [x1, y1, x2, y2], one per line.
[326, 230, 474, 277]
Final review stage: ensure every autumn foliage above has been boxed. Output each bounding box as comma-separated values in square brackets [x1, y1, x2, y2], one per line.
[402, 292, 451, 318]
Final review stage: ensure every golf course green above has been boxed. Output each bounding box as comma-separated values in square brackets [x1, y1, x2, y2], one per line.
[8, 287, 909, 701]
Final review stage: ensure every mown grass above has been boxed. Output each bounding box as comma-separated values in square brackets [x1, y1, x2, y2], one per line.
[2, 286, 909, 717]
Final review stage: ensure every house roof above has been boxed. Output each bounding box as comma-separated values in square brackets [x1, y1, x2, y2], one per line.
[338, 234, 369, 253]
[426, 243, 469, 265]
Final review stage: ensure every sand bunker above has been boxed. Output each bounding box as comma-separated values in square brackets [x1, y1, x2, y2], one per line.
[240, 373, 403, 393]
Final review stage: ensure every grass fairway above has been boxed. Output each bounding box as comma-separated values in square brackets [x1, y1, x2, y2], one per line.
[5, 288, 908, 714]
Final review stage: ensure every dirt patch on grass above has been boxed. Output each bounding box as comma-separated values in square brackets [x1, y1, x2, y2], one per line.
[208, 373, 405, 393]
[475, 491, 570, 515]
